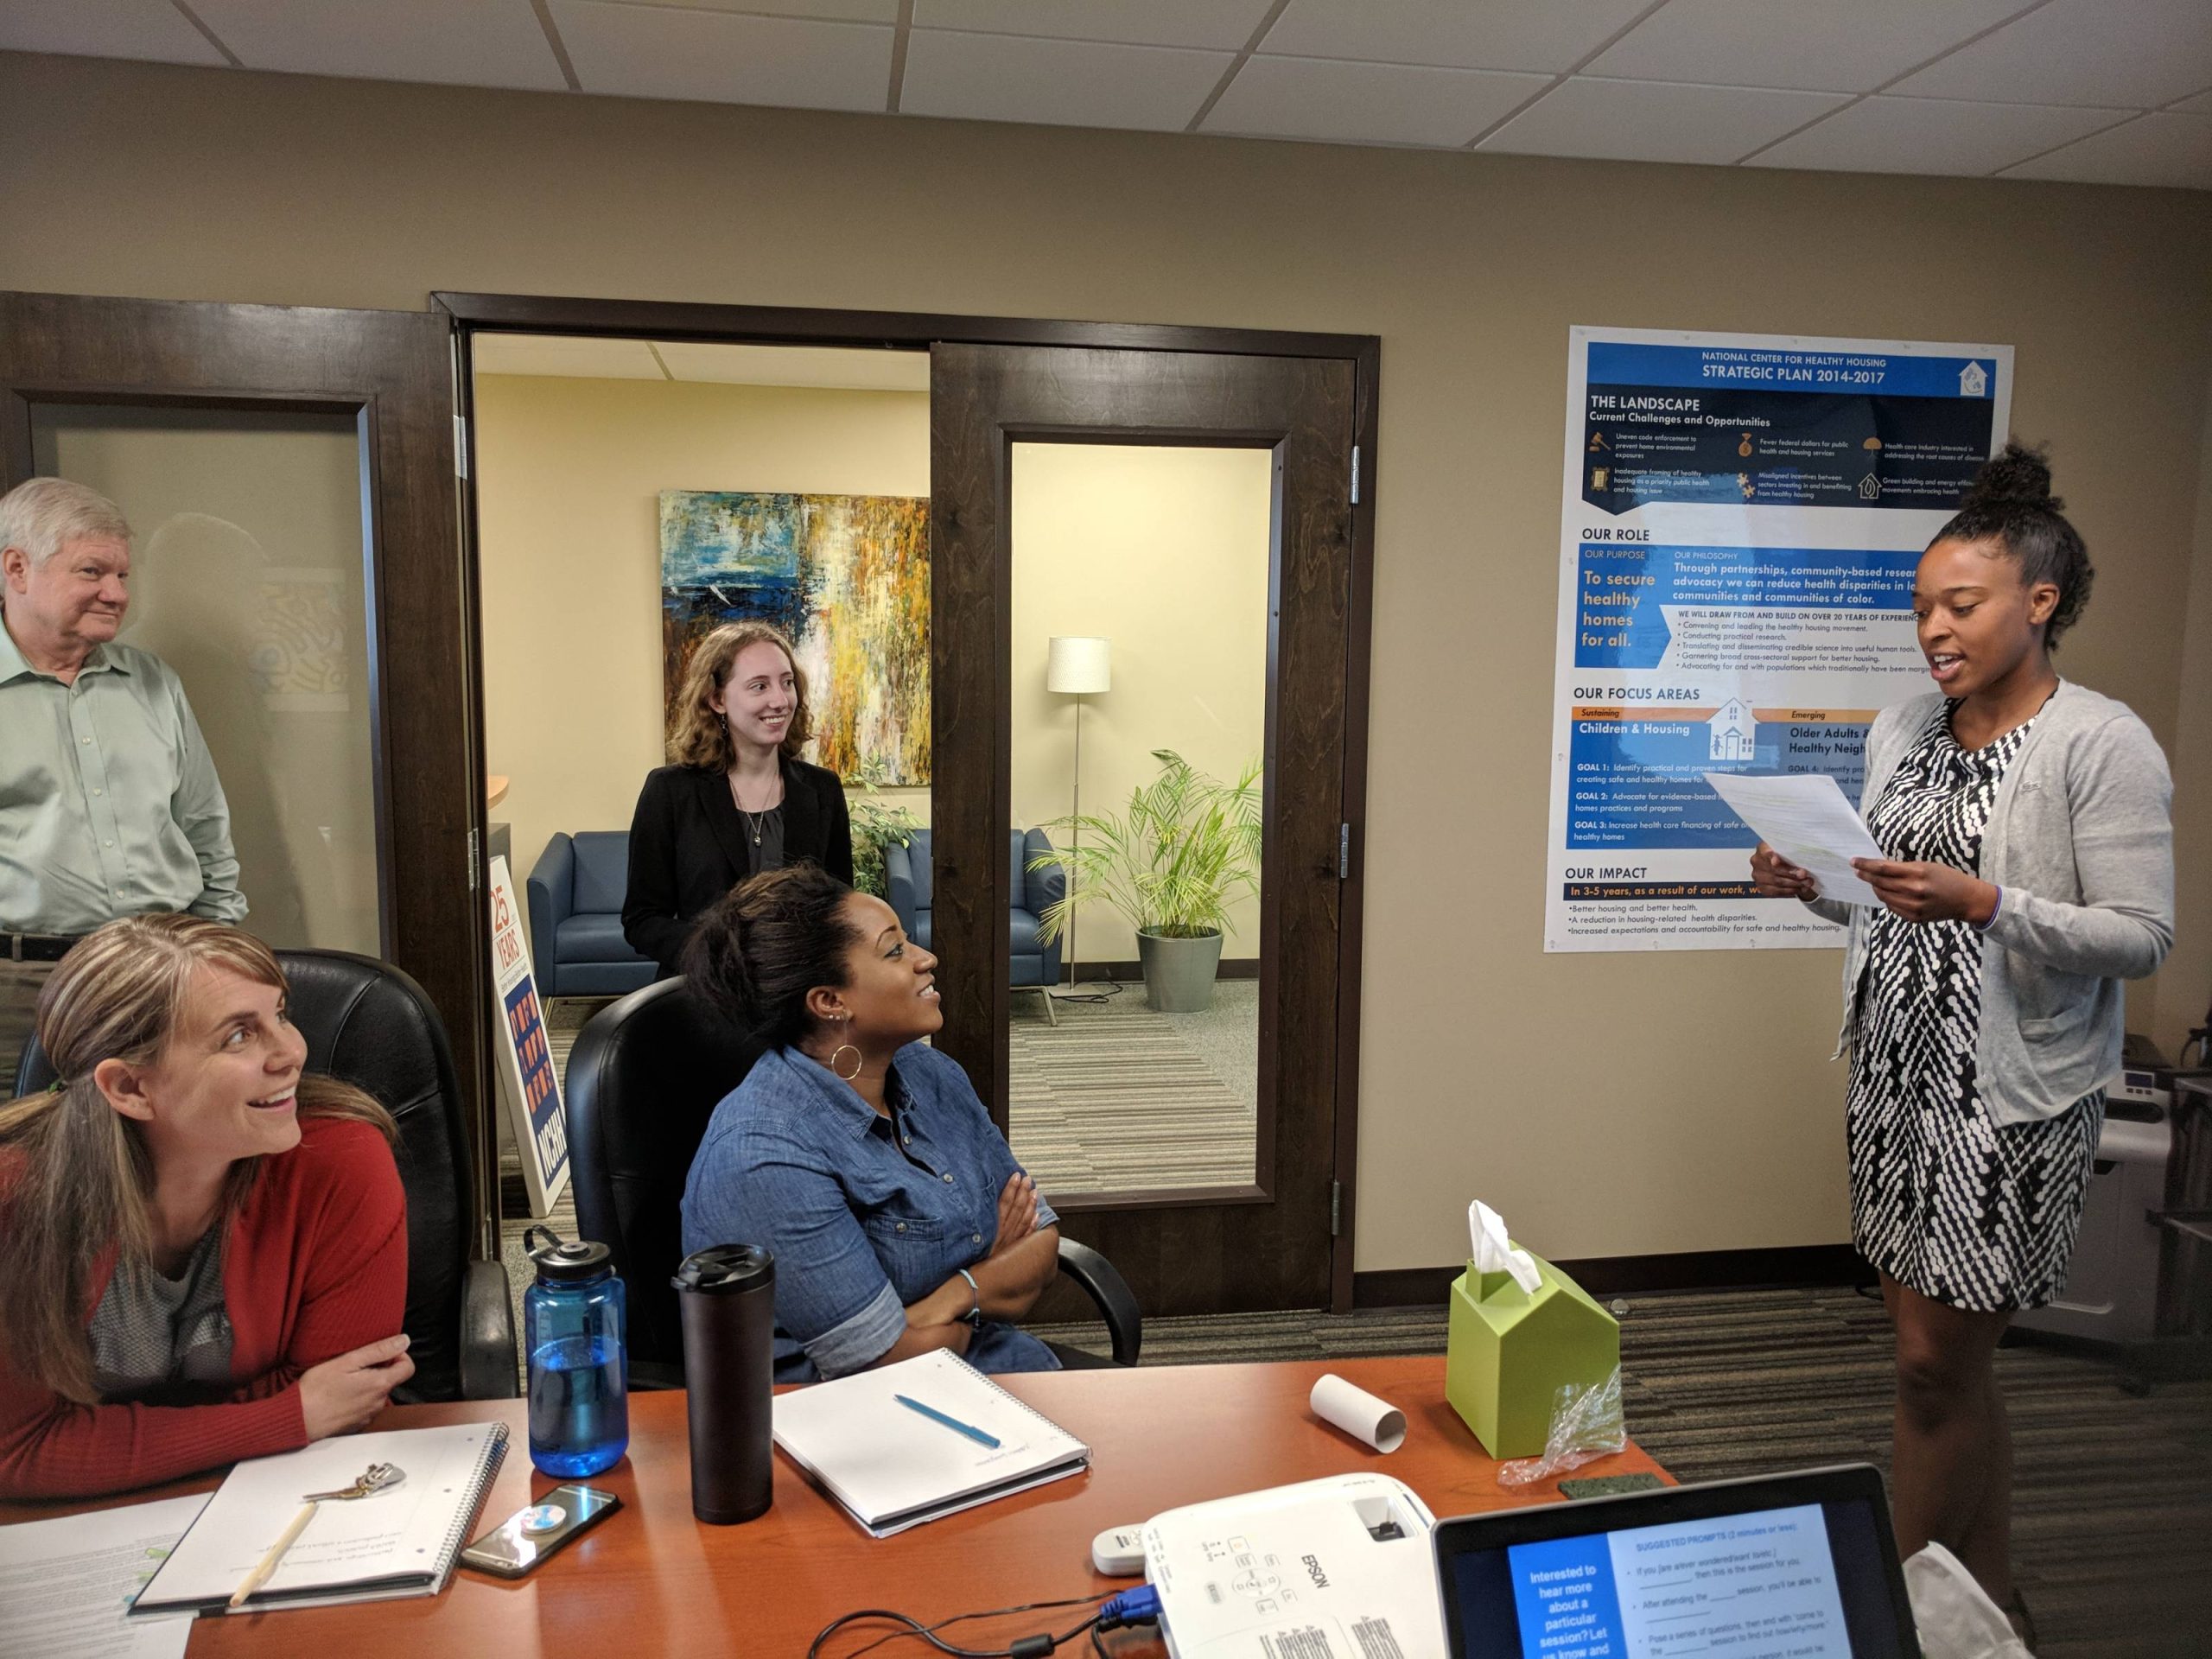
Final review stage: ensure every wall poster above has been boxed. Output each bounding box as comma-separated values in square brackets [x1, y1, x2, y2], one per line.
[1546, 327, 2012, 952]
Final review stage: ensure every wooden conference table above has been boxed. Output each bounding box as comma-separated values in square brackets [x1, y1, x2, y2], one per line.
[6, 1356, 1668, 1656]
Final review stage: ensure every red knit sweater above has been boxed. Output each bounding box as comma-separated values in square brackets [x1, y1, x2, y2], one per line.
[0, 1116, 408, 1500]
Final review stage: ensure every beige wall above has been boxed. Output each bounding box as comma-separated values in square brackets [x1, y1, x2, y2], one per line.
[6, 51, 2209, 1272]
[1011, 443, 1271, 965]
[472, 373, 930, 888]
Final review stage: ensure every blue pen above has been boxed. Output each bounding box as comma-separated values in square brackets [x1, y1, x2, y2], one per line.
[893, 1392, 1001, 1448]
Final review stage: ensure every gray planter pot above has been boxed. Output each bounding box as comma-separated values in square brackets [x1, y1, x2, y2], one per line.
[1137, 928, 1225, 1013]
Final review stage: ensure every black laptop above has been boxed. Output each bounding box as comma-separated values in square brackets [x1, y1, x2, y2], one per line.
[1433, 1464, 1922, 1659]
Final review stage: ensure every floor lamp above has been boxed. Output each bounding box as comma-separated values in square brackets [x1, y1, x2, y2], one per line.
[1046, 636, 1109, 991]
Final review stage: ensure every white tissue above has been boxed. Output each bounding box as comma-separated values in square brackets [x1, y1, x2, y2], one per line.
[1469, 1200, 1543, 1294]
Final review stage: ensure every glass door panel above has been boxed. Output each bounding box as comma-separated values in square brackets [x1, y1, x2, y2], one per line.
[31, 404, 381, 953]
[1007, 442, 1270, 1196]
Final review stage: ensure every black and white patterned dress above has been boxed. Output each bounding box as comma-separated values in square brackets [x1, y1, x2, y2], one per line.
[1846, 703, 2104, 1313]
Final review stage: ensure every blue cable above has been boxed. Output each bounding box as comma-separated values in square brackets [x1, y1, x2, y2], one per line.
[1097, 1586, 1161, 1629]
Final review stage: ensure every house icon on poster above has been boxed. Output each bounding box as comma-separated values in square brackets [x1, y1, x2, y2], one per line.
[1859, 474, 1882, 500]
[1957, 361, 1989, 397]
[1709, 699, 1756, 761]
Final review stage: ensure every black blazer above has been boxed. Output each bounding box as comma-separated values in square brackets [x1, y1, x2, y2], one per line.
[622, 759, 854, 980]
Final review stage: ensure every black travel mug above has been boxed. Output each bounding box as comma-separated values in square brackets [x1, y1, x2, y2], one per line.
[672, 1243, 776, 1524]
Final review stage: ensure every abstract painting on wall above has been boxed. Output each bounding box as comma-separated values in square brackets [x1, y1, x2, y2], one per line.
[658, 491, 931, 785]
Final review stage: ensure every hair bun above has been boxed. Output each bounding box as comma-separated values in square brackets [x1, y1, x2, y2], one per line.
[1967, 442, 2060, 512]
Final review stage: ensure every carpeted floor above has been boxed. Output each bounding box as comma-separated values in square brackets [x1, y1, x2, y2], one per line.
[505, 1000, 2210, 1656]
[1008, 978, 1257, 1193]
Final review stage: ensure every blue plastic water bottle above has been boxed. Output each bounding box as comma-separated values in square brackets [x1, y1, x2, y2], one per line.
[523, 1225, 629, 1478]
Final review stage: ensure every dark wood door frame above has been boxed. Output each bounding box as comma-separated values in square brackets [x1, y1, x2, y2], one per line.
[0, 291, 490, 1246]
[434, 294, 1378, 1311]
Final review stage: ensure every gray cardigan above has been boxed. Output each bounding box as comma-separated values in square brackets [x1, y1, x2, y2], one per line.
[1807, 681, 2173, 1126]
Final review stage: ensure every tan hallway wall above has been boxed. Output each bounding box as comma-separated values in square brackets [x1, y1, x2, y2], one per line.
[472, 374, 931, 891]
[5, 50, 2208, 1274]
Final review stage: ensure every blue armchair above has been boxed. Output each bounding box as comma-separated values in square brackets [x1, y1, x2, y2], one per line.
[527, 831, 657, 998]
[886, 829, 1066, 1021]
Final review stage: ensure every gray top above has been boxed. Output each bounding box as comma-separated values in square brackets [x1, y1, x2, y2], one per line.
[87, 1227, 235, 1401]
[743, 804, 785, 877]
[0, 613, 245, 935]
[1807, 681, 2174, 1125]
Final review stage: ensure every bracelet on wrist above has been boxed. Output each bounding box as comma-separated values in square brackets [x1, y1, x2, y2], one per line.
[956, 1267, 982, 1327]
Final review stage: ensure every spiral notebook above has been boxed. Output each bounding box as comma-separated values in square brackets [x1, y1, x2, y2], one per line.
[772, 1350, 1090, 1537]
[128, 1422, 507, 1617]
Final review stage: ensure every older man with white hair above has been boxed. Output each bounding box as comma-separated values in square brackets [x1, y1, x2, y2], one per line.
[0, 477, 245, 1089]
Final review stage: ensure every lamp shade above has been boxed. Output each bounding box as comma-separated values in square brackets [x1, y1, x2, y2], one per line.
[1046, 635, 1110, 695]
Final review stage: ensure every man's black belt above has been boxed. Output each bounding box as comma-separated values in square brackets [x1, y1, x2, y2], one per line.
[4, 933, 78, 963]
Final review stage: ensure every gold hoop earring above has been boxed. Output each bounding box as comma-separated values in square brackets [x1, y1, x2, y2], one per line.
[829, 1044, 862, 1081]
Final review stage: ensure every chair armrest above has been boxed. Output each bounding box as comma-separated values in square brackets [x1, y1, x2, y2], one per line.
[526, 835, 575, 994]
[1053, 1237, 1141, 1366]
[885, 837, 918, 937]
[459, 1257, 520, 1400]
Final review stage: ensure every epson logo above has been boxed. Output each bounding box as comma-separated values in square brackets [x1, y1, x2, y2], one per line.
[1302, 1554, 1329, 1590]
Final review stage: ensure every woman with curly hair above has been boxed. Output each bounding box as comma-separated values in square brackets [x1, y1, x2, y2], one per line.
[624, 620, 853, 981]
[1751, 443, 2173, 1640]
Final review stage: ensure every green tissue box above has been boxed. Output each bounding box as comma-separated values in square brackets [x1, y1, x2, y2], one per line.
[1445, 1249, 1620, 1459]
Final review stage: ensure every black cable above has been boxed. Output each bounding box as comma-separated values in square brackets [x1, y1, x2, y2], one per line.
[833, 1596, 1106, 1659]
[810, 1595, 1108, 1659]
[1050, 980, 1124, 1007]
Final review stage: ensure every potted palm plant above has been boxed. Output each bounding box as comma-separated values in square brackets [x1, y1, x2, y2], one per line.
[1028, 749, 1261, 1013]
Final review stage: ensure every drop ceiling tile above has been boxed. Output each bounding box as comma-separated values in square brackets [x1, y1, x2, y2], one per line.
[654, 341, 930, 390]
[1478, 77, 1849, 165]
[1999, 111, 2212, 188]
[1891, 0, 2212, 110]
[1588, 0, 2028, 95]
[553, 1, 893, 110]
[188, 0, 566, 90]
[1748, 96, 2131, 176]
[900, 30, 1231, 130]
[913, 0, 1275, 53]
[1260, 0, 1658, 74]
[1203, 56, 1549, 148]
[601, 0, 897, 18]
[0, 0, 228, 67]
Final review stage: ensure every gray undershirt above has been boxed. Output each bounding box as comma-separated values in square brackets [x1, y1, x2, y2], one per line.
[88, 1226, 234, 1401]
[742, 804, 786, 877]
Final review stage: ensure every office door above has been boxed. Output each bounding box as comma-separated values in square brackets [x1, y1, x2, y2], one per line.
[931, 343, 1358, 1317]
[0, 289, 490, 1240]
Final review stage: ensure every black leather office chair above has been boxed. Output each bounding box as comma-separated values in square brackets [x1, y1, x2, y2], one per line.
[564, 977, 1141, 1382]
[15, 949, 518, 1402]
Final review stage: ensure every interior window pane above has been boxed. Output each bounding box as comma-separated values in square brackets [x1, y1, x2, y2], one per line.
[31, 404, 381, 954]
[1007, 441, 1271, 1196]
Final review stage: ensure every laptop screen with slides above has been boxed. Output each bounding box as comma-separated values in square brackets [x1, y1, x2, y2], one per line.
[1433, 1465, 1920, 1659]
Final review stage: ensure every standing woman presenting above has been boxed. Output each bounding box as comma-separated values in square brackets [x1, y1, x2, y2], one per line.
[1751, 445, 2173, 1640]
[624, 622, 854, 982]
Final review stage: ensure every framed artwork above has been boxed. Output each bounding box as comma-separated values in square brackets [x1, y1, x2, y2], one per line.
[659, 490, 930, 785]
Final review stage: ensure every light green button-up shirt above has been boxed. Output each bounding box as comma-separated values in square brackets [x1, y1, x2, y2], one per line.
[0, 610, 246, 935]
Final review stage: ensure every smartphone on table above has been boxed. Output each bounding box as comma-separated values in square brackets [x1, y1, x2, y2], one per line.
[460, 1484, 621, 1578]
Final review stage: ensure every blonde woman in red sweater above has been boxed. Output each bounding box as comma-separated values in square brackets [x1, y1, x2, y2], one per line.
[0, 915, 413, 1498]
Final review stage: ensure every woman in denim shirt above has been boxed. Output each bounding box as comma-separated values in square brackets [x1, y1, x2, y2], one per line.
[679, 863, 1069, 1382]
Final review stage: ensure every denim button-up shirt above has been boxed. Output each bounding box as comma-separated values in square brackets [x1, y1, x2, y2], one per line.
[682, 1041, 1060, 1382]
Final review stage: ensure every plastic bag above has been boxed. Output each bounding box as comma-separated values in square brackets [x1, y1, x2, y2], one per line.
[1496, 1367, 1625, 1486]
[1904, 1543, 2031, 1659]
